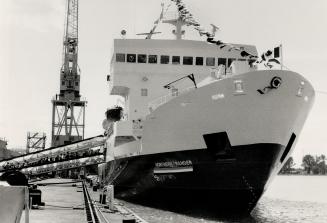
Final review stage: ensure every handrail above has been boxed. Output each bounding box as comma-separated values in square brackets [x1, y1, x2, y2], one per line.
[148, 86, 196, 112]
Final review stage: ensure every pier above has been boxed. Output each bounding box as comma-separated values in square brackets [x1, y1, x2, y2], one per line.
[16, 178, 147, 223]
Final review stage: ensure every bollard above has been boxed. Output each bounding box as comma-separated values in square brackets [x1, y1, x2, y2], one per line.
[106, 185, 114, 210]
[102, 194, 106, 204]
[99, 193, 106, 204]
[93, 185, 97, 191]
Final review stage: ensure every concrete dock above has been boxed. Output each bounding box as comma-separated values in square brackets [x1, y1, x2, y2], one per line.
[88, 186, 147, 223]
[18, 178, 145, 223]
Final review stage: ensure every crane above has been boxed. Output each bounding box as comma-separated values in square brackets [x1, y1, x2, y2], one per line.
[51, 0, 86, 147]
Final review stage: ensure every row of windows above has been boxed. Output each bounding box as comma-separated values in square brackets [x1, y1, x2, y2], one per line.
[116, 53, 253, 67]
[61, 80, 79, 86]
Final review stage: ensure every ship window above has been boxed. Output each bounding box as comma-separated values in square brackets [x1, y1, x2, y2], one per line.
[160, 55, 170, 64]
[183, 56, 193, 65]
[75, 82, 78, 86]
[238, 58, 246, 61]
[141, 88, 148, 96]
[62, 81, 65, 85]
[148, 55, 157, 64]
[137, 54, 147, 63]
[196, 57, 203, 65]
[206, 57, 215, 66]
[172, 56, 180, 64]
[116, 53, 125, 62]
[127, 54, 136, 63]
[218, 58, 226, 66]
[227, 58, 236, 67]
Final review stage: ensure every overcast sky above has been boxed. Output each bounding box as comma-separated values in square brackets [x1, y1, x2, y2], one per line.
[0, 0, 326, 165]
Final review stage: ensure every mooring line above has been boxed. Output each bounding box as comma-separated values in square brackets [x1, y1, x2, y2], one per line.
[242, 175, 257, 212]
[93, 201, 110, 223]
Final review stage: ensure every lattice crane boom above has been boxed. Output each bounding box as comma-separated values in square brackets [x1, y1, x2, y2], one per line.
[62, 0, 79, 77]
[51, 0, 86, 147]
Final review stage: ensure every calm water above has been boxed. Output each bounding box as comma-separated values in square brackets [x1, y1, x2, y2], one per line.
[120, 176, 327, 223]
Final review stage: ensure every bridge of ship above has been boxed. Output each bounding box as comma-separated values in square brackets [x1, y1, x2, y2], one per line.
[0, 135, 107, 176]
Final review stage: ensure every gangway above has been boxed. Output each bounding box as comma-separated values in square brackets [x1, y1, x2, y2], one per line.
[0, 135, 106, 176]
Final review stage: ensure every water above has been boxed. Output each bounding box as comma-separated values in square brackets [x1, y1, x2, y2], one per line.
[120, 176, 327, 223]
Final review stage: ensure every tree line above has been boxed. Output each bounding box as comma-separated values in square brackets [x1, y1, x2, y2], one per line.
[279, 154, 326, 175]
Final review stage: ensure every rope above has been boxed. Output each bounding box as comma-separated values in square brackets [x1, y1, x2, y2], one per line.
[242, 175, 257, 212]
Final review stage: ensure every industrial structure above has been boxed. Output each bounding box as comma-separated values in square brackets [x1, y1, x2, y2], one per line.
[26, 132, 46, 154]
[0, 0, 103, 178]
[0, 135, 106, 177]
[51, 0, 86, 147]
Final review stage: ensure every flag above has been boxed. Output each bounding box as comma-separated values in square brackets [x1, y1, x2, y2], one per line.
[274, 46, 281, 58]
[268, 58, 280, 64]
[265, 50, 273, 57]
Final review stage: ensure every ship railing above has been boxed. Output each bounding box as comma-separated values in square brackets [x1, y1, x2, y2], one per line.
[148, 86, 195, 112]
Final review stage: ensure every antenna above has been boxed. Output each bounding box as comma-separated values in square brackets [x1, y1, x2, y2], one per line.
[136, 3, 167, 39]
[162, 3, 188, 40]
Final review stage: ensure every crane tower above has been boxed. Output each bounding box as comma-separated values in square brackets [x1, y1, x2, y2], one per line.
[26, 132, 46, 153]
[51, 0, 86, 147]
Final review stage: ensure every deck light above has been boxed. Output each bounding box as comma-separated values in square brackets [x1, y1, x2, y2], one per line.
[297, 81, 305, 97]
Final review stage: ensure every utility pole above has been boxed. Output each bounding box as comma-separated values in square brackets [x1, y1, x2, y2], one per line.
[51, 0, 86, 147]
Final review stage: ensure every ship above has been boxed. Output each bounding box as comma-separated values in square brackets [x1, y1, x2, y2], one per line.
[98, 2, 315, 215]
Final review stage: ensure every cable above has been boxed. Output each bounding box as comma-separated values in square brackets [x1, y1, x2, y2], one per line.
[45, 204, 85, 209]
[316, 90, 327, 95]
[32, 180, 81, 186]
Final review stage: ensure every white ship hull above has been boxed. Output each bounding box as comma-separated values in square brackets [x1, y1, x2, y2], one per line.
[99, 70, 314, 214]
[141, 70, 313, 156]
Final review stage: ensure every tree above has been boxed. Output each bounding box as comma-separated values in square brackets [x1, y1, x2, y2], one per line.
[280, 157, 295, 174]
[302, 154, 316, 174]
[316, 154, 326, 175]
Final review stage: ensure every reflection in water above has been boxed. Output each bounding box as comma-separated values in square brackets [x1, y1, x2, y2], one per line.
[119, 176, 327, 223]
[252, 197, 327, 223]
[119, 197, 327, 223]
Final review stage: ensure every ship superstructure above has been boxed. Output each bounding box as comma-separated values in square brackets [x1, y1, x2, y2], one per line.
[109, 39, 257, 138]
[99, 3, 315, 214]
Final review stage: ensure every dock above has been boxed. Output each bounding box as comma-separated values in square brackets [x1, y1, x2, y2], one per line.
[18, 178, 147, 223]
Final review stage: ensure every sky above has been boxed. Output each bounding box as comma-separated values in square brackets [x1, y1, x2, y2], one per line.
[0, 0, 326, 166]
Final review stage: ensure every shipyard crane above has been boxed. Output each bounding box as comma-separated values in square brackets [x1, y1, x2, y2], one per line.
[51, 0, 87, 147]
[0, 0, 109, 178]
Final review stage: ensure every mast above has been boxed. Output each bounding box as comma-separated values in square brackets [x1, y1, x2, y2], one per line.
[51, 0, 86, 147]
[162, 13, 187, 40]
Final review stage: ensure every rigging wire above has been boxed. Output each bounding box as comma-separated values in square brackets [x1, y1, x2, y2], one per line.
[316, 90, 327, 95]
